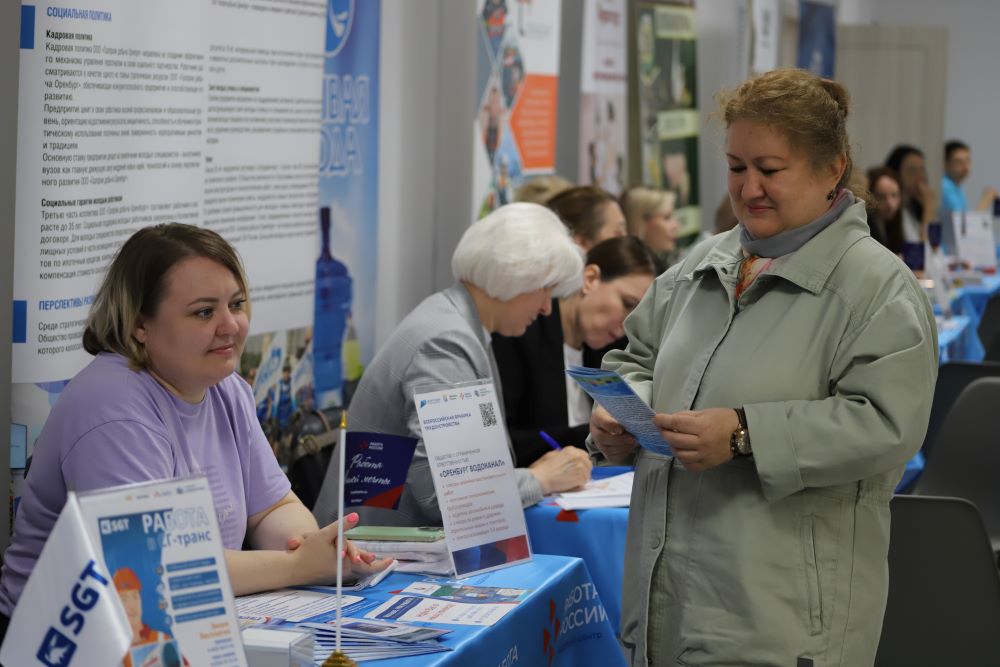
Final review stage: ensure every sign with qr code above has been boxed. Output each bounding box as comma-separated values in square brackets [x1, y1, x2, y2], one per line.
[413, 379, 532, 578]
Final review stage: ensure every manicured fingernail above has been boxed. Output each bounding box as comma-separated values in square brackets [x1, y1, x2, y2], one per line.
[341, 549, 347, 558]
[347, 512, 359, 522]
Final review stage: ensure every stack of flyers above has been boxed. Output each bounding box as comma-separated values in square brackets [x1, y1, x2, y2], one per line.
[303, 618, 452, 663]
[398, 581, 530, 603]
[565, 366, 672, 456]
[236, 588, 366, 628]
[554, 470, 634, 509]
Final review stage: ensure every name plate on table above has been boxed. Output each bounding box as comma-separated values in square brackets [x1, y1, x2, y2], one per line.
[413, 379, 531, 578]
[344, 432, 418, 510]
[953, 210, 998, 272]
[78, 476, 248, 667]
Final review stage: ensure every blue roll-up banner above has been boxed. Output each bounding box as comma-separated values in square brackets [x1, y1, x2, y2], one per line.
[314, 0, 380, 409]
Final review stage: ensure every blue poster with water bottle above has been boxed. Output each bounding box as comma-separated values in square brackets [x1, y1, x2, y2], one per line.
[314, 0, 380, 409]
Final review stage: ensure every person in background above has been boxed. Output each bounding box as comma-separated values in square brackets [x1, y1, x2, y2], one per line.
[866, 166, 905, 254]
[493, 236, 662, 466]
[885, 144, 938, 242]
[620, 186, 682, 267]
[590, 69, 937, 665]
[547, 185, 628, 251]
[941, 139, 998, 214]
[313, 203, 593, 529]
[514, 174, 573, 205]
[0, 224, 390, 643]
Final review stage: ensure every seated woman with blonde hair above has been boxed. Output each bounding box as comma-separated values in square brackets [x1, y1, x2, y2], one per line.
[620, 185, 682, 265]
[0, 224, 390, 642]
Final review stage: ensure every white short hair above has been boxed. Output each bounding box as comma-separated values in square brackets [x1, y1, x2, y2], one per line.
[452, 202, 583, 301]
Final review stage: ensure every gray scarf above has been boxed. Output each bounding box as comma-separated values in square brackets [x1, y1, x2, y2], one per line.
[739, 190, 855, 258]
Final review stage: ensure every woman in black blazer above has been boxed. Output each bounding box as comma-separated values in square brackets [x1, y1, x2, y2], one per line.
[493, 236, 662, 465]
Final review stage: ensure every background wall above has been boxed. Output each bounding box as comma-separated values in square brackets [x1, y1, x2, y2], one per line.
[866, 0, 1000, 207]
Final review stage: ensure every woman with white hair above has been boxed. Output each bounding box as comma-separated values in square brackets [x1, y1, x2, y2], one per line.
[314, 203, 593, 528]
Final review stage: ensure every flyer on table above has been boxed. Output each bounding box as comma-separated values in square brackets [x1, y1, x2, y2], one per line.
[413, 379, 531, 577]
[77, 476, 248, 667]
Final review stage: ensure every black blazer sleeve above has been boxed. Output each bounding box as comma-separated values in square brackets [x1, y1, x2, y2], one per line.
[491, 301, 591, 466]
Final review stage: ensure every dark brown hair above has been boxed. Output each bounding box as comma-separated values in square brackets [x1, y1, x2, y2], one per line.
[717, 68, 859, 197]
[83, 223, 250, 369]
[546, 186, 619, 243]
[585, 236, 664, 281]
[866, 166, 905, 253]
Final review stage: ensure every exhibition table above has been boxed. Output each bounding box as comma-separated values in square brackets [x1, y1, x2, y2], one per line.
[938, 315, 983, 362]
[319, 554, 625, 667]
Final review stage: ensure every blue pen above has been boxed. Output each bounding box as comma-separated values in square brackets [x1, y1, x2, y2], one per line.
[538, 430, 563, 450]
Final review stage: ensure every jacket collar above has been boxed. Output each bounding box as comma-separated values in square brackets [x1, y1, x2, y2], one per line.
[443, 282, 490, 347]
[690, 201, 871, 295]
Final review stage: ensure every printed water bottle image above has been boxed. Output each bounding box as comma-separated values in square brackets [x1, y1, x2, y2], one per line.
[313, 206, 352, 409]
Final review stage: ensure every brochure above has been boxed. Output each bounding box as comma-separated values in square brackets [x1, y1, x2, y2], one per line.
[77, 476, 248, 667]
[565, 366, 673, 456]
[235, 588, 364, 625]
[365, 596, 519, 626]
[398, 581, 530, 604]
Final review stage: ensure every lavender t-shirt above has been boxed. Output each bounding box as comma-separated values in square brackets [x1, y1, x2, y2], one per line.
[0, 352, 290, 616]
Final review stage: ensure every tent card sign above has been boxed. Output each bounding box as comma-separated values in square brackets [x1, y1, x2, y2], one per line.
[78, 476, 248, 667]
[413, 379, 531, 577]
[953, 210, 998, 272]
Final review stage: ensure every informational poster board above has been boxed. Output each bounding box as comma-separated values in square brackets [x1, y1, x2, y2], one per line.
[474, 0, 562, 219]
[13, 2, 326, 383]
[751, 0, 781, 74]
[413, 379, 531, 578]
[579, 0, 628, 195]
[629, 1, 701, 235]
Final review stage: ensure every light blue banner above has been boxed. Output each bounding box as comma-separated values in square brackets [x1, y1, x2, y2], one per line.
[314, 0, 380, 408]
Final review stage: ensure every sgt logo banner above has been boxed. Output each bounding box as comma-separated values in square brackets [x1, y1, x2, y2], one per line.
[0, 493, 132, 667]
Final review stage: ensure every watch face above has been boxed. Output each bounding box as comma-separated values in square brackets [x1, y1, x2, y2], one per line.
[734, 430, 751, 456]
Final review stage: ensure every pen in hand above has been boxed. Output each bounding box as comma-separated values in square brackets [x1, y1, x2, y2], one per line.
[539, 430, 563, 451]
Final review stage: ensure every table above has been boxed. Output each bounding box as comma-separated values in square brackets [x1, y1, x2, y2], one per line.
[938, 315, 984, 362]
[286, 555, 626, 666]
[525, 467, 630, 635]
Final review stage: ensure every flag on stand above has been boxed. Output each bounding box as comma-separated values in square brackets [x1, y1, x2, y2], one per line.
[0, 492, 132, 667]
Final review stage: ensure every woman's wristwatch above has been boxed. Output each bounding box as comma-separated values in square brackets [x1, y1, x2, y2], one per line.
[730, 407, 752, 457]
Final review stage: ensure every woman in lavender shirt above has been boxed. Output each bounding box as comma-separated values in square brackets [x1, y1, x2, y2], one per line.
[0, 224, 391, 639]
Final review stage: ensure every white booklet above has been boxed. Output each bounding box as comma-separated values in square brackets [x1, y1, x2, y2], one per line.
[77, 476, 248, 667]
[555, 471, 634, 510]
[565, 366, 673, 456]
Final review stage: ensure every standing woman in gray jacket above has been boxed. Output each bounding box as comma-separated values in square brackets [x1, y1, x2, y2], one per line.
[314, 202, 593, 529]
[589, 69, 937, 666]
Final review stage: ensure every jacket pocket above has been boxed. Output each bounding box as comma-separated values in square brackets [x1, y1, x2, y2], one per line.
[800, 515, 823, 635]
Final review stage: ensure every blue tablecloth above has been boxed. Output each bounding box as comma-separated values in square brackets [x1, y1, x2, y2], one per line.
[295, 554, 625, 666]
[938, 315, 984, 362]
[950, 273, 1000, 323]
[524, 467, 630, 636]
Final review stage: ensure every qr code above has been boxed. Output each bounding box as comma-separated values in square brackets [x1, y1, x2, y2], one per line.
[479, 402, 497, 427]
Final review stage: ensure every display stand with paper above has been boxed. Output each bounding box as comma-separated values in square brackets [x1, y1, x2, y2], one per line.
[413, 379, 531, 578]
[953, 210, 998, 272]
[78, 476, 248, 667]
